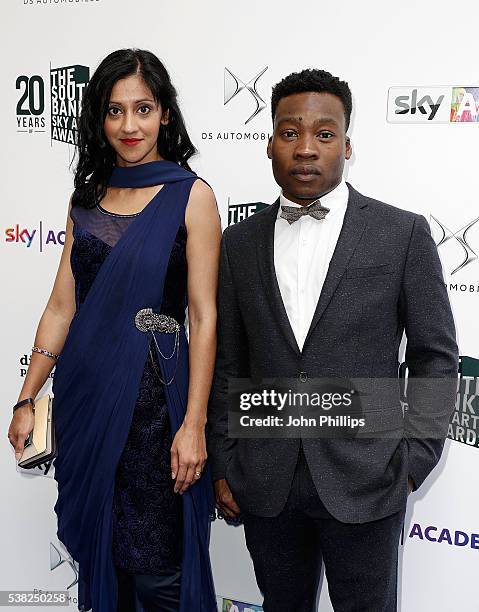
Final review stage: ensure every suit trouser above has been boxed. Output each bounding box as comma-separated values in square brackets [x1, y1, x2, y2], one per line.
[116, 566, 181, 612]
[242, 447, 406, 612]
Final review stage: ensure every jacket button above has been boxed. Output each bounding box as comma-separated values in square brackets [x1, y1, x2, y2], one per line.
[299, 371, 308, 382]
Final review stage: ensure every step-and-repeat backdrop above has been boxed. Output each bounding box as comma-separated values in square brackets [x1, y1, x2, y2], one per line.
[1, 1, 478, 610]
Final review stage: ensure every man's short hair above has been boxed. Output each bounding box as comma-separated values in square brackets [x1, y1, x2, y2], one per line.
[271, 69, 352, 131]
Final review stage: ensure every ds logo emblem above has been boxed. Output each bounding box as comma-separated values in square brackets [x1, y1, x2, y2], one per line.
[430, 215, 479, 275]
[224, 67, 268, 125]
[50, 542, 78, 590]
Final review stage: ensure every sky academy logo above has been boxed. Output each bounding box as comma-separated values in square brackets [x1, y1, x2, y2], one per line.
[16, 62, 90, 144]
[5, 222, 65, 251]
[387, 87, 479, 123]
[401, 522, 479, 549]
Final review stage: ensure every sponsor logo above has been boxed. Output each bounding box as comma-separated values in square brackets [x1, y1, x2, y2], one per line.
[201, 131, 270, 141]
[430, 215, 479, 275]
[23, 0, 100, 5]
[20, 543, 77, 608]
[387, 87, 479, 123]
[448, 355, 479, 449]
[451, 87, 479, 122]
[402, 523, 479, 549]
[5, 222, 65, 251]
[50, 542, 79, 603]
[16, 62, 89, 143]
[17, 458, 55, 478]
[19, 352, 55, 379]
[443, 283, 479, 294]
[222, 598, 263, 612]
[51, 64, 89, 144]
[224, 67, 268, 125]
[16, 74, 46, 134]
[201, 67, 271, 143]
[228, 199, 270, 226]
[400, 356, 479, 451]
[16, 352, 55, 478]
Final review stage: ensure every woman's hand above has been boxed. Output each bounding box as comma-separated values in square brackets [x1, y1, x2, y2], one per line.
[170, 420, 207, 494]
[8, 406, 35, 461]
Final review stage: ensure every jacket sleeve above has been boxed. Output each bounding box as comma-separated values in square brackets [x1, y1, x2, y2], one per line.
[400, 214, 459, 490]
[207, 230, 249, 481]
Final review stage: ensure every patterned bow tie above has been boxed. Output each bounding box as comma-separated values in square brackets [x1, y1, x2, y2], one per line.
[279, 199, 330, 225]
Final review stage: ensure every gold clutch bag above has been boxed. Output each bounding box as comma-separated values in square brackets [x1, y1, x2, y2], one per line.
[18, 394, 56, 469]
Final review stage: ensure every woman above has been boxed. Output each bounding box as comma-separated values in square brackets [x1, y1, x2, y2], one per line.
[7, 49, 221, 612]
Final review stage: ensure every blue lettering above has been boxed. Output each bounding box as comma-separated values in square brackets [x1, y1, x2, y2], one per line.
[26, 229, 36, 248]
[425, 526, 437, 542]
[409, 523, 424, 540]
[45, 230, 57, 245]
[454, 531, 469, 546]
[437, 528, 452, 545]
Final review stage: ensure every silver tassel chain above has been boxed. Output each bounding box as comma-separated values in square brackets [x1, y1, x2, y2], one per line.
[149, 330, 180, 386]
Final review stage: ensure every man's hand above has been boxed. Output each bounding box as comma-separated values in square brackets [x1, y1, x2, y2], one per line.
[214, 478, 241, 519]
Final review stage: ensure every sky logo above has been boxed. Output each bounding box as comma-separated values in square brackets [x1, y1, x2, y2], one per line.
[5, 222, 65, 252]
[387, 86, 479, 123]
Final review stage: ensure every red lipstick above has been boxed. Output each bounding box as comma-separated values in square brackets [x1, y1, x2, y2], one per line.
[120, 138, 142, 146]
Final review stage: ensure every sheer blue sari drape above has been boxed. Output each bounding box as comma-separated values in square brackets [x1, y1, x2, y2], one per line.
[52, 161, 216, 612]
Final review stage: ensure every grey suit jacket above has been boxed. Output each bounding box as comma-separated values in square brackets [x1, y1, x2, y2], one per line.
[207, 184, 458, 523]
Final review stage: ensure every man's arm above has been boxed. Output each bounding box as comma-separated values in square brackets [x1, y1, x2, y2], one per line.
[207, 229, 249, 482]
[400, 214, 459, 490]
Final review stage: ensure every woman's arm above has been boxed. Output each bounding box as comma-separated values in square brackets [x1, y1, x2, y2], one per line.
[170, 179, 221, 494]
[8, 198, 77, 460]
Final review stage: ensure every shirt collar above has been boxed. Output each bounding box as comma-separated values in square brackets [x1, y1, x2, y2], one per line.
[278, 180, 349, 219]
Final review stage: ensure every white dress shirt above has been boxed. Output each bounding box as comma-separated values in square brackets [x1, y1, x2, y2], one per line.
[274, 180, 349, 351]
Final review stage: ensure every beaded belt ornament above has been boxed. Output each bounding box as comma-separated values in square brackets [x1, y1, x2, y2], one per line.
[134, 308, 180, 386]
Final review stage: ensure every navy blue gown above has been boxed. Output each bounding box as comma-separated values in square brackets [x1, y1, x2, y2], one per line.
[54, 162, 216, 612]
[69, 202, 186, 576]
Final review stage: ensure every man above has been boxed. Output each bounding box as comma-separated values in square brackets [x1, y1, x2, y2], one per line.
[208, 69, 458, 612]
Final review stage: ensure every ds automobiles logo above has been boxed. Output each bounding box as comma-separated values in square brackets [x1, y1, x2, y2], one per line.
[224, 67, 268, 125]
[430, 215, 479, 275]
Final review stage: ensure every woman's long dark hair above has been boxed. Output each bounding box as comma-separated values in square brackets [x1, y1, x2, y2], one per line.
[72, 48, 196, 208]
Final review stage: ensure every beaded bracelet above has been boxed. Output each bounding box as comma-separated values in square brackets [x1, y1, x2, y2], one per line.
[32, 346, 60, 361]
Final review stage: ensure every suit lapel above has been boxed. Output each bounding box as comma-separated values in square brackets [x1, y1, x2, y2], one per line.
[302, 184, 369, 348]
[256, 199, 301, 356]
